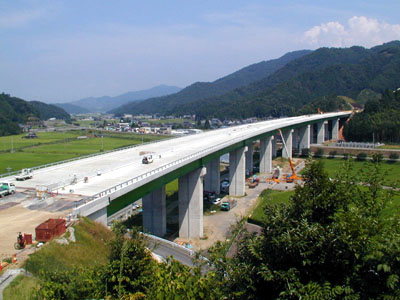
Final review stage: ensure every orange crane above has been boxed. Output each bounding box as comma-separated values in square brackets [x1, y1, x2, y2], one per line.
[278, 129, 301, 183]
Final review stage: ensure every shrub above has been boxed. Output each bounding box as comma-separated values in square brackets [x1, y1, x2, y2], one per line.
[371, 153, 383, 163]
[314, 148, 324, 158]
[388, 153, 399, 163]
[356, 152, 367, 161]
[328, 150, 337, 159]
[343, 153, 350, 160]
[301, 148, 310, 157]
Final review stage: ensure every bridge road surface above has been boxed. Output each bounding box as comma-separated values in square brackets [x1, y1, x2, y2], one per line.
[4, 112, 350, 200]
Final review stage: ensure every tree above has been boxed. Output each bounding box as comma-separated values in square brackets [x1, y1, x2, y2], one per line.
[212, 158, 400, 299]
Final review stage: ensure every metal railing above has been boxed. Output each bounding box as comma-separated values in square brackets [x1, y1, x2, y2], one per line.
[74, 118, 304, 209]
[0, 135, 177, 180]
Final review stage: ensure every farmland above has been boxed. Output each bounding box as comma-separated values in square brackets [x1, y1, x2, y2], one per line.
[0, 130, 168, 174]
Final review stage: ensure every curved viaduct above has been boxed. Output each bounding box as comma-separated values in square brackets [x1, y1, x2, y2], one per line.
[11, 111, 352, 239]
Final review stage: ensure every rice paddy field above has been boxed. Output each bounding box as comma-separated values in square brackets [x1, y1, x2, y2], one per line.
[0, 130, 168, 175]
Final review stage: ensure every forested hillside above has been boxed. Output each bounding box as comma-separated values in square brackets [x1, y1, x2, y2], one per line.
[54, 103, 90, 114]
[176, 41, 400, 118]
[0, 93, 70, 136]
[113, 41, 400, 118]
[110, 50, 312, 115]
[344, 89, 400, 143]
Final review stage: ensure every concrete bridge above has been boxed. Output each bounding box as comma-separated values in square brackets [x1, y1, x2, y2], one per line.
[10, 112, 351, 239]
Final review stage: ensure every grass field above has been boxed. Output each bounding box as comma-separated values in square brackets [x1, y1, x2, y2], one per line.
[0, 131, 167, 174]
[3, 275, 38, 300]
[249, 190, 294, 224]
[312, 157, 400, 187]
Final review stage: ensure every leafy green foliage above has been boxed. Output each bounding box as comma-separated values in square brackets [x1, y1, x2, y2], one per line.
[344, 89, 400, 143]
[210, 158, 400, 299]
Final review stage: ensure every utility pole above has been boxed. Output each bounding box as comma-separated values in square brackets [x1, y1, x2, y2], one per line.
[10, 137, 14, 153]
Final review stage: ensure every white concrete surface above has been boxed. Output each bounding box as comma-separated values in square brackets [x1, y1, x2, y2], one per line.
[299, 125, 311, 151]
[229, 146, 247, 196]
[260, 136, 273, 173]
[143, 186, 166, 236]
[178, 167, 205, 238]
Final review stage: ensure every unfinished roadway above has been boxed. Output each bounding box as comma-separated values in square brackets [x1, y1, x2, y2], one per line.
[1, 111, 351, 240]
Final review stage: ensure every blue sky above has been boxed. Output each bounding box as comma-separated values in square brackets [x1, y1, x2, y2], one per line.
[1, 0, 400, 103]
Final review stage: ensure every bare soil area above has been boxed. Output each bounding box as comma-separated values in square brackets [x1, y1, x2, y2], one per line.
[0, 189, 77, 258]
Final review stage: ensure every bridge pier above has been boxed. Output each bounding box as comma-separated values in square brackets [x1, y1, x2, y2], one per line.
[292, 128, 299, 153]
[299, 125, 310, 152]
[204, 158, 220, 194]
[332, 118, 339, 140]
[316, 121, 325, 144]
[229, 146, 247, 196]
[260, 136, 273, 173]
[143, 186, 166, 237]
[245, 144, 254, 175]
[178, 167, 206, 239]
[281, 129, 293, 159]
[272, 136, 277, 158]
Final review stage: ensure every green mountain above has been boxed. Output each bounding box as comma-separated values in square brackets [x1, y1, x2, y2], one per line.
[0, 93, 70, 136]
[344, 89, 400, 143]
[110, 50, 312, 115]
[175, 41, 400, 118]
[60, 85, 181, 113]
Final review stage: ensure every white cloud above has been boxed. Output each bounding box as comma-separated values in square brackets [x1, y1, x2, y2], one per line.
[303, 16, 400, 48]
[0, 9, 45, 29]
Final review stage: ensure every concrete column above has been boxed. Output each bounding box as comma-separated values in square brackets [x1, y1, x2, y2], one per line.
[272, 136, 277, 158]
[281, 129, 293, 159]
[316, 121, 325, 144]
[178, 167, 206, 239]
[260, 136, 272, 173]
[143, 186, 166, 237]
[332, 118, 339, 140]
[292, 128, 299, 152]
[299, 125, 310, 151]
[245, 144, 253, 175]
[204, 158, 220, 194]
[229, 147, 247, 196]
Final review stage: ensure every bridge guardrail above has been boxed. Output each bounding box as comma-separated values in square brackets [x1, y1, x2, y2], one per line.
[74, 118, 301, 209]
[0, 134, 178, 180]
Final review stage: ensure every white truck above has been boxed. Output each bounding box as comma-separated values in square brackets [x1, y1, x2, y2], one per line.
[15, 169, 33, 181]
[0, 182, 16, 197]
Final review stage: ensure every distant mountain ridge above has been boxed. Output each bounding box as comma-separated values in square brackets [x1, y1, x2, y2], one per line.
[110, 50, 313, 115]
[112, 41, 400, 118]
[0, 93, 70, 136]
[56, 85, 181, 114]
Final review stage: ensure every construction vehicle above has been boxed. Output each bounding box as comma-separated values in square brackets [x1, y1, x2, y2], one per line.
[14, 232, 25, 250]
[278, 129, 302, 183]
[15, 168, 33, 181]
[0, 182, 16, 197]
[266, 166, 281, 183]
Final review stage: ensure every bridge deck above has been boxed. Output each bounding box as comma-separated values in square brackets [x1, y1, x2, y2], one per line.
[4, 112, 350, 198]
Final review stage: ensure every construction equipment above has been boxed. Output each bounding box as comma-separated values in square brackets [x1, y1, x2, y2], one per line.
[14, 232, 25, 250]
[15, 168, 33, 181]
[278, 129, 302, 183]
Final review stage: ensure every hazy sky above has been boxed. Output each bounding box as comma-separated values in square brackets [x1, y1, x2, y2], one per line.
[1, 0, 400, 103]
